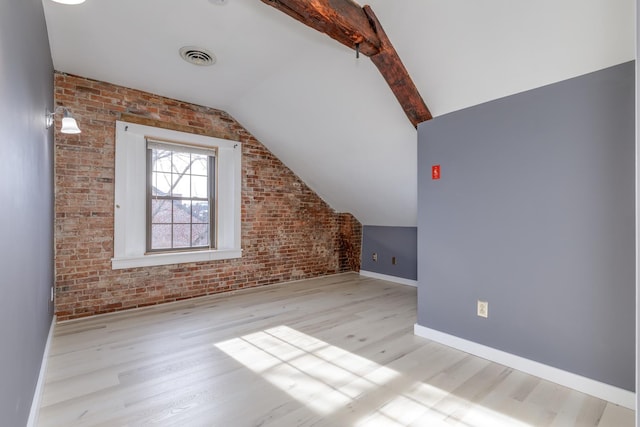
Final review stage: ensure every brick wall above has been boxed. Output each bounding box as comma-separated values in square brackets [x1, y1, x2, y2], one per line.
[54, 72, 361, 321]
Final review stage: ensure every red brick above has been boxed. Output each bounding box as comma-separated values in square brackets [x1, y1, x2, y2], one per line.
[54, 72, 362, 321]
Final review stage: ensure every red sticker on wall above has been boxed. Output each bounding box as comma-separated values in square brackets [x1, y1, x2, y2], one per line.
[432, 165, 441, 180]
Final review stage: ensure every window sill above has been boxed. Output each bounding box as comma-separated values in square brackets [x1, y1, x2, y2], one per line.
[111, 248, 242, 270]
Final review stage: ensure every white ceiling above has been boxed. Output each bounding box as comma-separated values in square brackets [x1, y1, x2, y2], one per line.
[43, 0, 635, 226]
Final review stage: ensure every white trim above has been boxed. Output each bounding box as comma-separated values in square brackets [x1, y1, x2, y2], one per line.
[359, 270, 417, 287]
[113, 121, 242, 270]
[414, 324, 635, 410]
[27, 316, 56, 427]
[112, 248, 242, 270]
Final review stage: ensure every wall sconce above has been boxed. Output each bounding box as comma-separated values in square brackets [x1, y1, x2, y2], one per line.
[46, 106, 81, 134]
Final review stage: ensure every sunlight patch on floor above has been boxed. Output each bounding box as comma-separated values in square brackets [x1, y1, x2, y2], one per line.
[354, 380, 530, 427]
[215, 325, 531, 426]
[215, 325, 398, 415]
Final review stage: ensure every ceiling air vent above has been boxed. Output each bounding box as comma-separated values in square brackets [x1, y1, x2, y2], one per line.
[179, 46, 216, 66]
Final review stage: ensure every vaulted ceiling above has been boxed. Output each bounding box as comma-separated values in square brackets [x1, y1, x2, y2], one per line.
[43, 0, 635, 225]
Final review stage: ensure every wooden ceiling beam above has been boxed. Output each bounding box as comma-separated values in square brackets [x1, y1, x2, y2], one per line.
[260, 0, 432, 127]
[262, 0, 380, 56]
[363, 6, 432, 126]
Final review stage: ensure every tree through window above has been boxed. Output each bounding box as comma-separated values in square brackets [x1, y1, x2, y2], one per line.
[146, 139, 216, 252]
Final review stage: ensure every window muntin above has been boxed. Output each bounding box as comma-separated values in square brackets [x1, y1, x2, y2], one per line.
[146, 140, 216, 252]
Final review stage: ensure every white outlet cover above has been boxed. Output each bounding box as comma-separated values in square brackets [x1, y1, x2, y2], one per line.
[477, 300, 488, 318]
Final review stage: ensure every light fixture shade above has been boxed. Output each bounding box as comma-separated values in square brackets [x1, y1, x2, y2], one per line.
[46, 107, 82, 133]
[61, 117, 81, 134]
[51, 0, 86, 4]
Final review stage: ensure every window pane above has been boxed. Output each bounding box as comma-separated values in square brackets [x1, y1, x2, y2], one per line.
[173, 200, 191, 223]
[151, 224, 172, 249]
[172, 152, 191, 175]
[191, 155, 208, 176]
[151, 199, 172, 224]
[153, 172, 172, 196]
[173, 224, 191, 248]
[172, 173, 190, 197]
[192, 201, 209, 223]
[192, 175, 208, 199]
[152, 149, 172, 173]
[192, 224, 209, 246]
[147, 143, 215, 253]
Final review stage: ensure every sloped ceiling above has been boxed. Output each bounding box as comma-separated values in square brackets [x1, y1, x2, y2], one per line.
[43, 0, 635, 226]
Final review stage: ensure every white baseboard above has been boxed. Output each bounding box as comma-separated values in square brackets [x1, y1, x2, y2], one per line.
[414, 324, 635, 410]
[27, 315, 56, 427]
[359, 270, 418, 287]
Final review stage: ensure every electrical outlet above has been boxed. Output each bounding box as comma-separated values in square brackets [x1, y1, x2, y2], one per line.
[391, 256, 397, 265]
[477, 300, 488, 318]
[372, 252, 378, 262]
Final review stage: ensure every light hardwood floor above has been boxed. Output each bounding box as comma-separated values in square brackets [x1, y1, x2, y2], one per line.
[37, 273, 634, 426]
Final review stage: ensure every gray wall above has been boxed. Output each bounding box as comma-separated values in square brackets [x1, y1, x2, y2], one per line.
[418, 61, 635, 391]
[0, 0, 55, 424]
[636, 0, 639, 419]
[361, 226, 417, 280]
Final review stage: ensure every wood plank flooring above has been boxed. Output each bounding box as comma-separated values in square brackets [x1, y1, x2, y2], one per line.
[37, 273, 634, 426]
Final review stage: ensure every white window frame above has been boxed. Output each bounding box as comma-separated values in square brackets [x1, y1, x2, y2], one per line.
[146, 139, 216, 252]
[112, 121, 242, 269]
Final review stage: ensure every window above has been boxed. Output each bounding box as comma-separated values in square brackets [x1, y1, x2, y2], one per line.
[147, 140, 215, 252]
[112, 121, 242, 269]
